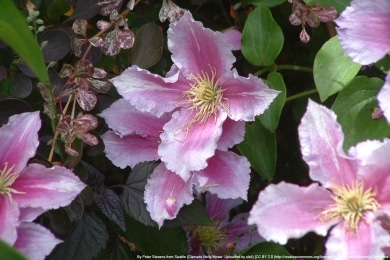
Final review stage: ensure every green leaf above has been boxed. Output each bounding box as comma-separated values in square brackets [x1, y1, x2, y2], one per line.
[313, 36, 361, 101]
[164, 199, 214, 227]
[0, 0, 49, 83]
[241, 5, 284, 66]
[48, 213, 109, 260]
[332, 76, 390, 151]
[241, 242, 291, 258]
[242, 0, 286, 7]
[131, 23, 163, 69]
[303, 0, 351, 13]
[0, 240, 28, 260]
[237, 118, 276, 181]
[260, 72, 286, 132]
[47, 0, 70, 21]
[125, 216, 188, 255]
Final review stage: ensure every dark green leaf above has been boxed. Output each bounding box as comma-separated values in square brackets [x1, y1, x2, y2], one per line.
[94, 187, 126, 231]
[131, 23, 163, 69]
[332, 76, 390, 150]
[313, 36, 361, 101]
[63, 138, 83, 168]
[242, 0, 286, 7]
[260, 72, 286, 132]
[241, 5, 284, 66]
[95, 235, 135, 260]
[9, 72, 32, 98]
[125, 216, 188, 255]
[48, 213, 109, 260]
[83, 161, 105, 189]
[47, 0, 70, 21]
[241, 242, 291, 258]
[237, 119, 277, 181]
[121, 161, 158, 227]
[164, 199, 214, 227]
[0, 239, 28, 260]
[0, 0, 49, 83]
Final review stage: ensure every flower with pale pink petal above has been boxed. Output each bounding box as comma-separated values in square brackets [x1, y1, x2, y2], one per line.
[187, 193, 263, 257]
[111, 11, 278, 180]
[335, 0, 390, 66]
[0, 112, 86, 260]
[248, 100, 390, 258]
[100, 99, 251, 227]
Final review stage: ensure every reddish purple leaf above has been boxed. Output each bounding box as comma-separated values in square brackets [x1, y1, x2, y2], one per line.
[73, 19, 88, 36]
[77, 88, 97, 111]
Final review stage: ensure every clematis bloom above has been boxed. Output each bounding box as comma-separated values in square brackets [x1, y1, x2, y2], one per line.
[111, 11, 278, 180]
[0, 112, 86, 260]
[248, 100, 390, 257]
[187, 193, 263, 257]
[101, 99, 251, 227]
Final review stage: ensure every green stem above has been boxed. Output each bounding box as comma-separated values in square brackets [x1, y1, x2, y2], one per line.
[286, 89, 318, 102]
[255, 64, 313, 76]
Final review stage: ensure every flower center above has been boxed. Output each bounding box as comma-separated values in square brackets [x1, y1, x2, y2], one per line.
[318, 180, 380, 233]
[192, 225, 228, 255]
[181, 66, 229, 131]
[0, 162, 23, 203]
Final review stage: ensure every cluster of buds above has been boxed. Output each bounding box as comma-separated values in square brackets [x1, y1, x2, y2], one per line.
[25, 0, 45, 36]
[288, 0, 337, 42]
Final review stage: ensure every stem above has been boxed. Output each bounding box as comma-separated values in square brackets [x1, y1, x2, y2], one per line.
[255, 64, 313, 77]
[285, 89, 318, 102]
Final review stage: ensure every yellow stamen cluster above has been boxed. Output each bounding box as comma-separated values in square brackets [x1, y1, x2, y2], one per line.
[0, 163, 24, 203]
[192, 224, 228, 255]
[181, 66, 229, 130]
[318, 180, 380, 233]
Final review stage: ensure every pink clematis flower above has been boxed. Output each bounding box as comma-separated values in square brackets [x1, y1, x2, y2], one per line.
[187, 193, 263, 257]
[248, 100, 390, 258]
[111, 11, 278, 180]
[335, 0, 390, 122]
[335, 0, 390, 65]
[0, 112, 86, 260]
[100, 99, 251, 227]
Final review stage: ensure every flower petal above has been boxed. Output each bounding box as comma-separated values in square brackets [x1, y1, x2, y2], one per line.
[168, 11, 236, 79]
[378, 74, 390, 123]
[102, 131, 159, 169]
[248, 182, 336, 245]
[205, 193, 243, 223]
[223, 28, 242, 51]
[298, 100, 356, 187]
[335, 0, 390, 65]
[111, 66, 182, 117]
[0, 196, 19, 245]
[194, 150, 250, 200]
[0, 112, 40, 174]
[325, 220, 389, 258]
[100, 98, 170, 137]
[217, 118, 245, 151]
[159, 109, 227, 180]
[226, 212, 264, 252]
[352, 139, 390, 209]
[12, 163, 86, 210]
[14, 222, 62, 260]
[222, 70, 279, 121]
[144, 164, 193, 228]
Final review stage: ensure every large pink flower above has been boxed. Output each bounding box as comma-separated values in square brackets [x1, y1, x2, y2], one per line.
[101, 99, 251, 227]
[0, 112, 86, 260]
[335, 0, 390, 65]
[248, 100, 390, 257]
[111, 11, 278, 179]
